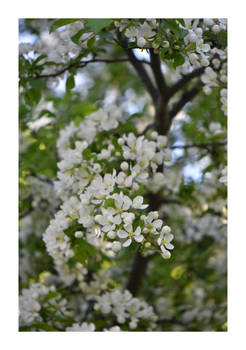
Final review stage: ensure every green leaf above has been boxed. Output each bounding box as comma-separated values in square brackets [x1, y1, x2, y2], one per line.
[160, 48, 167, 63]
[178, 27, 189, 40]
[74, 239, 97, 264]
[69, 103, 97, 118]
[43, 291, 60, 303]
[87, 35, 95, 49]
[64, 224, 83, 238]
[162, 19, 180, 33]
[128, 113, 143, 121]
[176, 18, 185, 26]
[49, 19, 81, 33]
[31, 322, 56, 331]
[203, 29, 227, 49]
[162, 19, 188, 40]
[186, 42, 196, 52]
[82, 148, 92, 160]
[33, 54, 47, 65]
[25, 87, 42, 105]
[173, 53, 185, 68]
[104, 198, 115, 209]
[39, 109, 55, 118]
[71, 28, 88, 45]
[29, 78, 43, 90]
[66, 75, 75, 92]
[87, 19, 111, 33]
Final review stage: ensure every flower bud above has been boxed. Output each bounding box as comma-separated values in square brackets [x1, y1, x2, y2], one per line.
[108, 231, 116, 239]
[120, 162, 129, 171]
[150, 131, 158, 140]
[162, 225, 171, 234]
[75, 231, 83, 238]
[137, 37, 146, 48]
[201, 58, 209, 67]
[203, 85, 212, 95]
[212, 25, 220, 33]
[195, 27, 203, 36]
[163, 41, 169, 48]
[118, 138, 124, 145]
[112, 241, 121, 252]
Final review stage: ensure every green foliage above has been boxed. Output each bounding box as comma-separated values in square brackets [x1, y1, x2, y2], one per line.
[162, 19, 188, 40]
[19, 18, 227, 333]
[173, 52, 185, 68]
[49, 19, 81, 33]
[203, 29, 227, 49]
[104, 198, 116, 209]
[87, 19, 112, 33]
[66, 74, 75, 93]
[71, 28, 88, 45]
[74, 239, 97, 265]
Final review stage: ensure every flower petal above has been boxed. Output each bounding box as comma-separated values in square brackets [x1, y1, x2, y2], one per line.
[124, 224, 133, 233]
[117, 230, 128, 239]
[153, 219, 162, 229]
[134, 235, 144, 243]
[114, 215, 122, 225]
[165, 242, 174, 250]
[164, 233, 174, 242]
[134, 226, 141, 236]
[123, 238, 132, 247]
[161, 246, 171, 259]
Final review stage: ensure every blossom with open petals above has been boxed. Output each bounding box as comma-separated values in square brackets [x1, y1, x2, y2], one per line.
[118, 225, 144, 247]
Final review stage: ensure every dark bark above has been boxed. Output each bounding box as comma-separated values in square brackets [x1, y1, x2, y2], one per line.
[126, 248, 151, 296]
[113, 34, 206, 298]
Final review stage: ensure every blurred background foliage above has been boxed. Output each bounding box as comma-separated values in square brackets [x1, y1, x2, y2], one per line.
[19, 18, 227, 331]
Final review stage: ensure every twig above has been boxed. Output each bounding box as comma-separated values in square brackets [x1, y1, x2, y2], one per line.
[116, 31, 159, 103]
[169, 141, 227, 150]
[19, 208, 33, 219]
[168, 54, 223, 98]
[169, 83, 201, 120]
[125, 248, 153, 296]
[157, 317, 188, 327]
[168, 66, 205, 98]
[35, 57, 150, 79]
[139, 123, 155, 136]
[149, 48, 168, 97]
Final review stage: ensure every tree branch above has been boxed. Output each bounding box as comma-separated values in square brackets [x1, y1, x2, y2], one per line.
[125, 248, 153, 297]
[116, 32, 159, 103]
[169, 83, 201, 120]
[168, 53, 223, 98]
[35, 57, 150, 79]
[157, 317, 188, 327]
[155, 96, 170, 135]
[19, 208, 33, 220]
[149, 49, 168, 98]
[139, 122, 155, 136]
[168, 66, 205, 98]
[169, 141, 227, 150]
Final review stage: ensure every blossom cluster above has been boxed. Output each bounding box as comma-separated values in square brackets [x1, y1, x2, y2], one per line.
[19, 279, 158, 331]
[160, 165, 227, 245]
[19, 176, 60, 282]
[94, 289, 157, 329]
[43, 104, 174, 284]
[19, 18, 227, 116]
[19, 283, 70, 328]
[180, 283, 227, 330]
[19, 20, 86, 71]
[115, 19, 158, 48]
[114, 18, 227, 115]
[66, 322, 121, 331]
